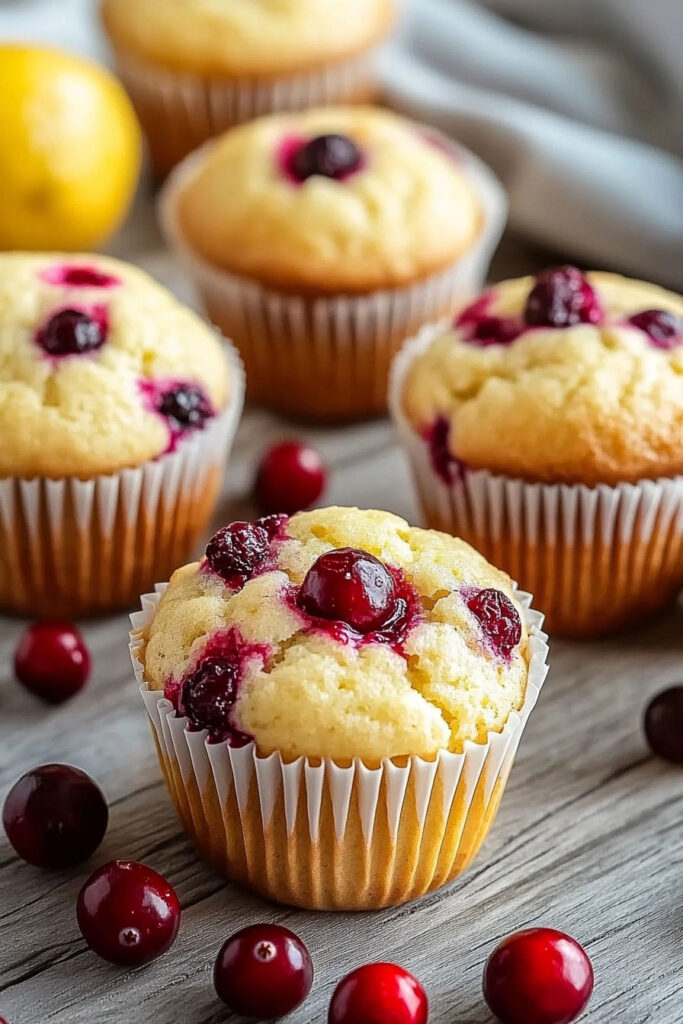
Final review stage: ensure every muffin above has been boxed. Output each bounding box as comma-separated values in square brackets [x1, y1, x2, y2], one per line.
[0, 252, 244, 617]
[391, 266, 683, 636]
[130, 506, 548, 910]
[160, 105, 506, 421]
[101, 0, 396, 175]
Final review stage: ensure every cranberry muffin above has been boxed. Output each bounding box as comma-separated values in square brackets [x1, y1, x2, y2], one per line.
[132, 507, 548, 909]
[391, 266, 683, 635]
[0, 252, 243, 616]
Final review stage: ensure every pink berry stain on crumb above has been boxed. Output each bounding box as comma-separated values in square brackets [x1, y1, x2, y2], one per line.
[426, 416, 466, 485]
[139, 378, 214, 454]
[40, 263, 121, 289]
[456, 291, 523, 347]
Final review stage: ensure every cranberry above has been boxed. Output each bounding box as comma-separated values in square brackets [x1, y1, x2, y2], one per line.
[467, 315, 521, 346]
[39, 308, 105, 356]
[77, 860, 180, 966]
[289, 134, 362, 182]
[524, 266, 601, 328]
[14, 622, 90, 704]
[467, 588, 522, 657]
[214, 924, 313, 1018]
[644, 685, 683, 764]
[257, 513, 290, 540]
[629, 309, 682, 350]
[255, 441, 327, 516]
[156, 384, 212, 431]
[484, 928, 594, 1024]
[42, 264, 120, 288]
[2, 764, 108, 869]
[428, 416, 464, 485]
[329, 963, 428, 1024]
[298, 548, 398, 634]
[205, 521, 270, 582]
[180, 657, 240, 740]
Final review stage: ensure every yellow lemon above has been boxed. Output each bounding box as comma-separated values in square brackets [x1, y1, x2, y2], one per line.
[0, 45, 142, 251]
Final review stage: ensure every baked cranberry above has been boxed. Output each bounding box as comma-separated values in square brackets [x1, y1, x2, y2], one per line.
[298, 548, 398, 634]
[257, 513, 290, 540]
[214, 924, 313, 1018]
[329, 963, 428, 1024]
[14, 622, 90, 704]
[524, 266, 601, 328]
[629, 309, 682, 350]
[290, 134, 362, 182]
[644, 685, 683, 764]
[2, 764, 108, 869]
[484, 928, 594, 1024]
[467, 315, 521, 346]
[39, 308, 105, 356]
[180, 657, 239, 740]
[255, 441, 327, 516]
[467, 588, 522, 657]
[77, 860, 180, 966]
[42, 264, 120, 288]
[205, 521, 270, 582]
[428, 416, 464, 484]
[156, 385, 212, 431]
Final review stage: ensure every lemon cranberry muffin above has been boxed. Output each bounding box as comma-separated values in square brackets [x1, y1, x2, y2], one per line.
[0, 252, 243, 617]
[161, 105, 501, 420]
[101, 0, 396, 175]
[132, 506, 549, 909]
[392, 266, 683, 635]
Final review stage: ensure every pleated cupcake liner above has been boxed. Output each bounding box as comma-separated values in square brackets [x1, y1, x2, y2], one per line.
[389, 323, 683, 636]
[129, 585, 549, 910]
[0, 341, 245, 618]
[110, 45, 381, 176]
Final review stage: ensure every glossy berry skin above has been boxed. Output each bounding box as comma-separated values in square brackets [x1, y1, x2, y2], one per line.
[290, 134, 362, 182]
[157, 385, 212, 431]
[205, 521, 270, 581]
[255, 441, 327, 516]
[14, 622, 90, 705]
[298, 548, 397, 634]
[77, 860, 180, 967]
[466, 588, 522, 658]
[629, 309, 682, 350]
[524, 266, 601, 329]
[2, 764, 108, 869]
[484, 928, 594, 1024]
[214, 923, 313, 1019]
[40, 308, 105, 356]
[180, 657, 239, 738]
[644, 685, 683, 764]
[328, 963, 428, 1024]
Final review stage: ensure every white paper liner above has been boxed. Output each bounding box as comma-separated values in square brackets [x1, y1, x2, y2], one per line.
[157, 128, 507, 421]
[129, 583, 549, 908]
[0, 340, 245, 617]
[389, 324, 683, 634]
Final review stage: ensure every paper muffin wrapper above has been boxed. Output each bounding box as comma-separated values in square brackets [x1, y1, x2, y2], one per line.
[158, 130, 507, 422]
[110, 45, 381, 176]
[130, 587, 548, 911]
[0, 342, 245, 619]
[389, 324, 683, 637]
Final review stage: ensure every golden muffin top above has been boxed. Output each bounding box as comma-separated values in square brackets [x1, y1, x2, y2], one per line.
[101, 0, 395, 77]
[400, 268, 683, 486]
[0, 253, 230, 478]
[141, 506, 530, 762]
[174, 106, 483, 294]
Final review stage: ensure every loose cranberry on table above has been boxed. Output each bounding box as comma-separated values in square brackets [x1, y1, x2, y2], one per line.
[644, 685, 683, 764]
[2, 764, 108, 869]
[255, 440, 327, 516]
[214, 923, 313, 1019]
[298, 547, 397, 634]
[14, 621, 90, 704]
[524, 266, 601, 329]
[483, 928, 594, 1024]
[328, 963, 428, 1024]
[77, 860, 180, 966]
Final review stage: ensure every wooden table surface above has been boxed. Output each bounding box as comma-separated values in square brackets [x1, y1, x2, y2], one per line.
[1, 231, 682, 1024]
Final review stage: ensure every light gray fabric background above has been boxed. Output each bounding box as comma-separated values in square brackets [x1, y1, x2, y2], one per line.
[1, 0, 682, 287]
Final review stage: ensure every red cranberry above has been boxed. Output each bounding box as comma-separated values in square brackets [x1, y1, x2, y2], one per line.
[14, 622, 90, 704]
[257, 512, 290, 539]
[329, 963, 428, 1024]
[2, 764, 108, 869]
[524, 266, 601, 329]
[644, 685, 683, 764]
[77, 860, 180, 966]
[42, 264, 120, 288]
[156, 384, 212, 431]
[39, 308, 105, 356]
[290, 134, 362, 182]
[205, 521, 270, 582]
[255, 441, 327, 516]
[214, 923, 313, 1018]
[629, 309, 682, 350]
[180, 657, 240, 740]
[298, 548, 398, 634]
[467, 588, 522, 658]
[484, 928, 594, 1024]
[467, 315, 521, 346]
[428, 416, 465, 484]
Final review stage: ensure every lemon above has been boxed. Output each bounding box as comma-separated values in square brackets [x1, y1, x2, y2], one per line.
[0, 45, 142, 251]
